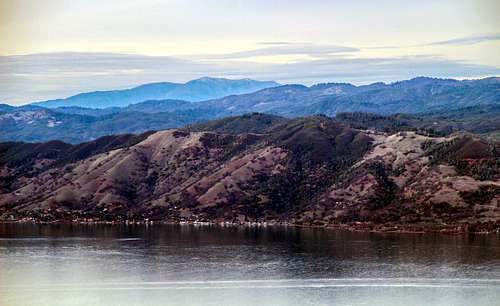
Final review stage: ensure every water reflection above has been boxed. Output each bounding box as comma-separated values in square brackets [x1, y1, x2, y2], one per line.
[0, 224, 499, 306]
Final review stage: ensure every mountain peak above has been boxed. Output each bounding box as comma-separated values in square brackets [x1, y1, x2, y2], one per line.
[189, 76, 226, 83]
[188, 76, 279, 85]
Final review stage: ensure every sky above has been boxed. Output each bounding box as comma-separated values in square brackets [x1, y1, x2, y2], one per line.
[1, 0, 499, 104]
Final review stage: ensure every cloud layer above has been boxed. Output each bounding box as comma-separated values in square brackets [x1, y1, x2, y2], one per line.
[425, 33, 500, 46]
[193, 44, 359, 60]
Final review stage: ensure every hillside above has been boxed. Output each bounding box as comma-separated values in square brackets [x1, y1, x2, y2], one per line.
[335, 104, 500, 139]
[186, 113, 287, 134]
[32, 77, 279, 108]
[1, 115, 498, 231]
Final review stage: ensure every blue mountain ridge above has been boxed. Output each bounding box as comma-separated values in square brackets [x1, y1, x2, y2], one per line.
[32, 77, 280, 108]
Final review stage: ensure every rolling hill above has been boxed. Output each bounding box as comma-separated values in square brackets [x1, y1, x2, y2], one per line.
[1, 115, 498, 231]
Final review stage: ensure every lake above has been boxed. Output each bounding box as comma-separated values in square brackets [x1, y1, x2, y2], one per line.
[0, 223, 499, 306]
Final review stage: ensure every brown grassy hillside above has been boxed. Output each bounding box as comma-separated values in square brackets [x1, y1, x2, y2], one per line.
[0, 116, 499, 230]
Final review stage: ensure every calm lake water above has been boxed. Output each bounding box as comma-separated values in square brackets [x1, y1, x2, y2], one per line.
[0, 224, 499, 306]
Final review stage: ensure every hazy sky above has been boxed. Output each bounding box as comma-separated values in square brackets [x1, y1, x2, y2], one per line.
[1, 0, 499, 104]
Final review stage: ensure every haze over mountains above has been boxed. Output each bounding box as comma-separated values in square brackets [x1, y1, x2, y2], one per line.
[1, 76, 499, 143]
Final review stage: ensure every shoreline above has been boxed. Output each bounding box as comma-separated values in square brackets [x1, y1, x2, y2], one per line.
[1, 220, 498, 235]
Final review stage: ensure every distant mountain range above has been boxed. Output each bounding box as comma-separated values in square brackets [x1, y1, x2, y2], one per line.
[1, 76, 499, 143]
[32, 77, 280, 108]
